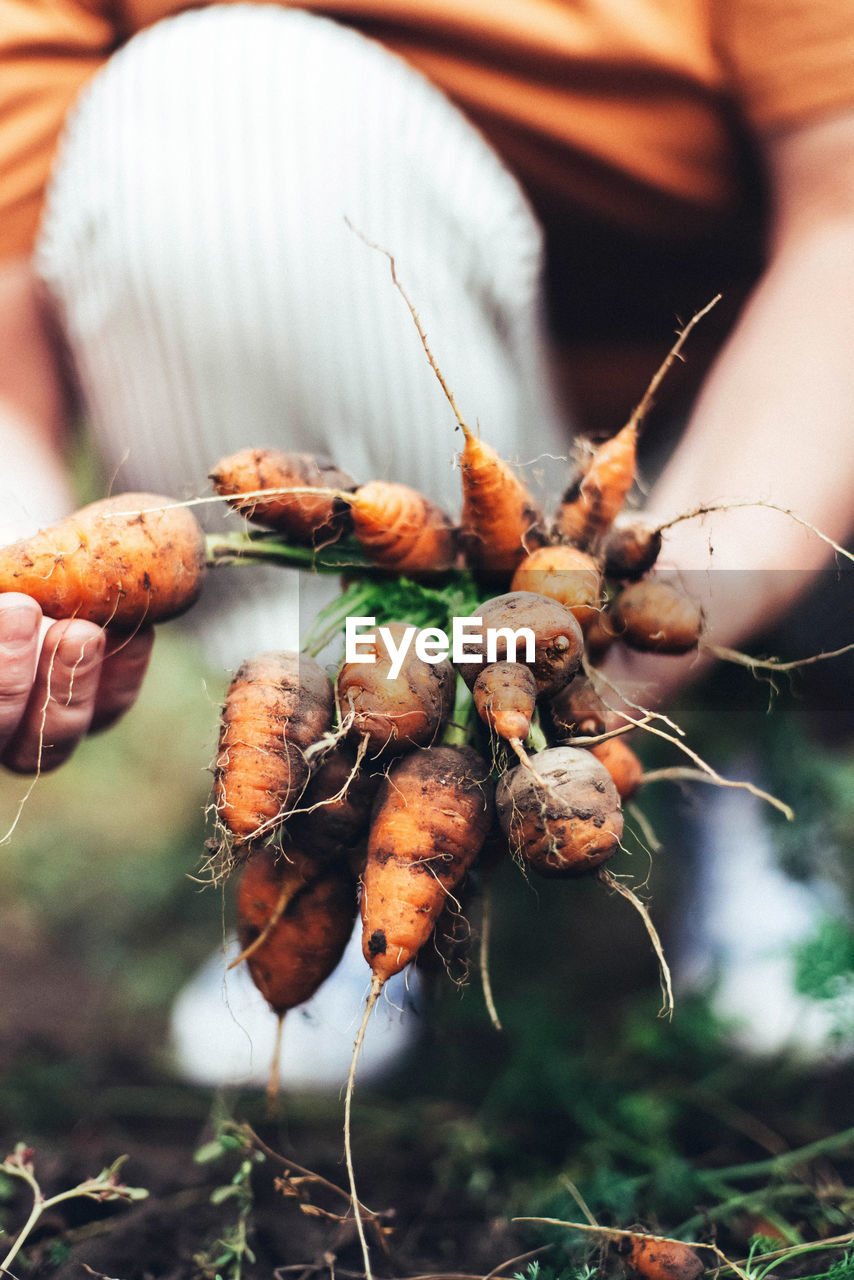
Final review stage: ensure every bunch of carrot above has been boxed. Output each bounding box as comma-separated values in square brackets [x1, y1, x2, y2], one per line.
[0, 307, 717, 1280]
[198, 379, 706, 1273]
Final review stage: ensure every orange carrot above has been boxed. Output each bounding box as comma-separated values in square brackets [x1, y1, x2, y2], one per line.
[360, 744, 494, 986]
[360, 234, 544, 581]
[209, 447, 356, 543]
[348, 480, 457, 575]
[236, 844, 358, 1107]
[553, 297, 721, 551]
[458, 424, 547, 580]
[344, 743, 494, 1278]
[336, 622, 455, 757]
[496, 745, 623, 877]
[0, 492, 206, 628]
[622, 1236, 704, 1280]
[454, 591, 584, 698]
[236, 846, 357, 1014]
[510, 543, 603, 629]
[610, 579, 703, 654]
[214, 651, 334, 845]
[552, 420, 637, 548]
[472, 661, 538, 744]
[591, 736, 644, 800]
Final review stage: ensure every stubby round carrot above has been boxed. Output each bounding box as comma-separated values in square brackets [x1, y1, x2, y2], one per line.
[236, 846, 358, 1016]
[361, 744, 494, 983]
[545, 673, 608, 738]
[337, 622, 456, 757]
[454, 591, 584, 698]
[552, 421, 637, 548]
[210, 447, 356, 543]
[0, 492, 207, 628]
[458, 424, 546, 580]
[214, 651, 334, 845]
[591, 736, 644, 800]
[496, 745, 623, 876]
[622, 1236, 704, 1280]
[472, 661, 538, 743]
[602, 518, 663, 581]
[349, 480, 457, 575]
[610, 579, 703, 654]
[510, 543, 603, 629]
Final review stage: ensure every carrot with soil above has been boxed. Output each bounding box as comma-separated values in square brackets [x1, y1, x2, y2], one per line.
[346, 743, 494, 1279]
[210, 447, 357, 543]
[552, 296, 720, 548]
[235, 845, 358, 1108]
[454, 591, 585, 697]
[609, 579, 704, 654]
[356, 229, 547, 580]
[336, 621, 456, 757]
[496, 743, 623, 877]
[0, 492, 207, 628]
[213, 650, 334, 851]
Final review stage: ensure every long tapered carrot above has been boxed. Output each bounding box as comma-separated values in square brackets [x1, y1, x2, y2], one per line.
[553, 295, 721, 548]
[345, 744, 494, 1279]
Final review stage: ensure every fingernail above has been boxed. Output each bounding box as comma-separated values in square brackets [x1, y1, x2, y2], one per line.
[0, 607, 39, 649]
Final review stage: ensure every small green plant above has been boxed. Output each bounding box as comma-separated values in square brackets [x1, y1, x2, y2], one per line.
[193, 1122, 265, 1280]
[0, 1143, 148, 1275]
[513, 1261, 598, 1280]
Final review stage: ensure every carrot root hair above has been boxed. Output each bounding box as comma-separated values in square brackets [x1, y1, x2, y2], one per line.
[265, 1012, 286, 1116]
[598, 868, 674, 1018]
[344, 973, 384, 1280]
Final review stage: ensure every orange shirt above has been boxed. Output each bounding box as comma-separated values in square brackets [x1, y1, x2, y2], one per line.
[2, 0, 854, 262]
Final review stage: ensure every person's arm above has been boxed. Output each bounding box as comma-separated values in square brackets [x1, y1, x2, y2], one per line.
[0, 257, 153, 773]
[601, 107, 854, 711]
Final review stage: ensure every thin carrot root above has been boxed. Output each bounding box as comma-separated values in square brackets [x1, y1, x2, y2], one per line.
[344, 974, 384, 1280]
[598, 868, 674, 1018]
[656, 499, 854, 566]
[478, 889, 503, 1033]
[265, 1012, 286, 1116]
[706, 640, 854, 674]
[584, 658, 794, 819]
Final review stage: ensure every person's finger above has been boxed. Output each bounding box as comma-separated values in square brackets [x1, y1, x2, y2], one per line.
[1, 618, 107, 774]
[0, 595, 44, 752]
[90, 627, 155, 732]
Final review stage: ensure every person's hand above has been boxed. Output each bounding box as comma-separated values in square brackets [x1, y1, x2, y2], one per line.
[0, 592, 154, 773]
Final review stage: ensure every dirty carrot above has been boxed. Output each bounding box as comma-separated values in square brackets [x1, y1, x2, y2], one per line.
[510, 543, 603, 628]
[454, 591, 584, 697]
[235, 845, 358, 1107]
[214, 650, 334, 848]
[496, 744, 623, 877]
[209, 447, 356, 543]
[0, 492, 207, 628]
[610, 579, 703, 654]
[345, 743, 494, 1279]
[336, 621, 456, 757]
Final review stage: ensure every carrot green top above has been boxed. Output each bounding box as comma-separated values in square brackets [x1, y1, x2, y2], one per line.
[2, 0, 854, 259]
